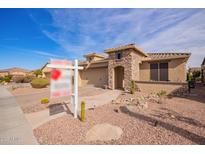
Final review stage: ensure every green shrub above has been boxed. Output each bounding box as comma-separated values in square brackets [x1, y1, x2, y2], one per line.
[157, 90, 167, 98]
[0, 77, 3, 83]
[130, 80, 138, 94]
[33, 69, 42, 77]
[31, 78, 49, 88]
[40, 98, 49, 104]
[3, 75, 12, 82]
[193, 70, 201, 79]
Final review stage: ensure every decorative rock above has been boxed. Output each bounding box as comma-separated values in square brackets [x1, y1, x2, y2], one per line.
[114, 109, 119, 113]
[86, 123, 123, 142]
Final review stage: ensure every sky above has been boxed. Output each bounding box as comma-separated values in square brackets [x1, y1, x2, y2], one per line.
[0, 8, 204, 70]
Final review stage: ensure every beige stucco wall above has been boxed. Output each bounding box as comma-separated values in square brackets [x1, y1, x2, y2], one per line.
[79, 67, 108, 87]
[131, 51, 143, 81]
[169, 58, 187, 82]
[139, 58, 187, 82]
[93, 57, 104, 61]
[136, 81, 186, 94]
[85, 56, 104, 62]
[42, 65, 52, 78]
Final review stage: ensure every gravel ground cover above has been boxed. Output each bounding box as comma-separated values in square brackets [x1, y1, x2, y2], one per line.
[11, 85, 108, 113]
[33, 86, 205, 144]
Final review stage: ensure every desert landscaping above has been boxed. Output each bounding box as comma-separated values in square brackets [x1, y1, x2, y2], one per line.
[31, 83, 205, 145]
[1, 66, 205, 145]
[1, 52, 205, 145]
[1, 78, 203, 144]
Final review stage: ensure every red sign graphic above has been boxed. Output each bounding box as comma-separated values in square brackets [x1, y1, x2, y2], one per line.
[51, 69, 61, 80]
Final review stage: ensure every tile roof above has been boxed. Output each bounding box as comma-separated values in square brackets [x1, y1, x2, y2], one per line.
[79, 59, 109, 65]
[104, 43, 148, 57]
[84, 53, 105, 58]
[143, 52, 191, 61]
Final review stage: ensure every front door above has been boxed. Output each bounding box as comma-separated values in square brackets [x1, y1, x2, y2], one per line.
[114, 66, 124, 89]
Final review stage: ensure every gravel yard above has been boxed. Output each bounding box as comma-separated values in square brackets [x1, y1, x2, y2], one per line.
[33, 85, 205, 144]
[11, 85, 108, 113]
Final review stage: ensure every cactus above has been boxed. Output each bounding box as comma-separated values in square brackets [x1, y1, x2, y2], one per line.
[130, 80, 140, 94]
[81, 101, 85, 122]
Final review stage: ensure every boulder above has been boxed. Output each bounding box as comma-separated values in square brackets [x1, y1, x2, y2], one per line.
[86, 123, 123, 142]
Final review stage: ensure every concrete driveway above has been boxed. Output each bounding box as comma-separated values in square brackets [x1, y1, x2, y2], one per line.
[0, 86, 37, 144]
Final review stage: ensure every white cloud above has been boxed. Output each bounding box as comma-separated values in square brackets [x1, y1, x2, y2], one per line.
[34, 50, 64, 58]
[37, 9, 205, 67]
[140, 10, 205, 67]
[0, 44, 63, 59]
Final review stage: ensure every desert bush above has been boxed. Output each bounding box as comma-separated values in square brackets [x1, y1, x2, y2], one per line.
[12, 76, 25, 83]
[157, 90, 167, 104]
[13, 75, 34, 83]
[31, 78, 49, 88]
[3, 75, 12, 82]
[0, 77, 3, 83]
[193, 70, 201, 79]
[40, 98, 49, 104]
[157, 90, 167, 98]
[23, 75, 35, 83]
[130, 80, 139, 94]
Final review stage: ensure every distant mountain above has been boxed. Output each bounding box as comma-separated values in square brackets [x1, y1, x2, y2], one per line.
[0, 67, 31, 73]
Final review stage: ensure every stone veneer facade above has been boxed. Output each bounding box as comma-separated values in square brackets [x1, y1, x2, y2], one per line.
[107, 49, 144, 91]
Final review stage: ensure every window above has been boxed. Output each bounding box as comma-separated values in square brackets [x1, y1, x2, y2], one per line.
[115, 52, 122, 60]
[150, 63, 158, 81]
[159, 63, 168, 81]
[150, 62, 168, 81]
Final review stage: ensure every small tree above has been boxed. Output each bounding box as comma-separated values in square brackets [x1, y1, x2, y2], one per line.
[192, 70, 201, 80]
[33, 69, 42, 77]
[3, 75, 12, 82]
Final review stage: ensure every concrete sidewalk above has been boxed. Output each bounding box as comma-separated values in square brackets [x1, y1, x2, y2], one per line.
[0, 86, 37, 144]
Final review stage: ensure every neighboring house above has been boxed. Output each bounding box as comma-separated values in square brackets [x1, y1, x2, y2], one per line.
[41, 63, 52, 78]
[0, 67, 29, 77]
[189, 67, 201, 73]
[0, 70, 9, 77]
[201, 57, 205, 83]
[41, 44, 191, 93]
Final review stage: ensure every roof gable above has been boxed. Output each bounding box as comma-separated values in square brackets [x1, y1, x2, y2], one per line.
[84, 53, 105, 58]
[104, 43, 148, 57]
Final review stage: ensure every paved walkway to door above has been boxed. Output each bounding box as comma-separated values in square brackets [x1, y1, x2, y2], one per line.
[0, 86, 37, 144]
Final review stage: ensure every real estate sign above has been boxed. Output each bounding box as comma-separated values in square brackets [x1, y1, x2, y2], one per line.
[50, 59, 72, 99]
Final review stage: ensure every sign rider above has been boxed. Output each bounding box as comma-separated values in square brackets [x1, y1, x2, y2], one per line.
[47, 59, 83, 118]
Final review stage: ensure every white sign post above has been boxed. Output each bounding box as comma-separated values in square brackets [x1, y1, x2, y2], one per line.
[47, 59, 83, 118]
[73, 60, 78, 118]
